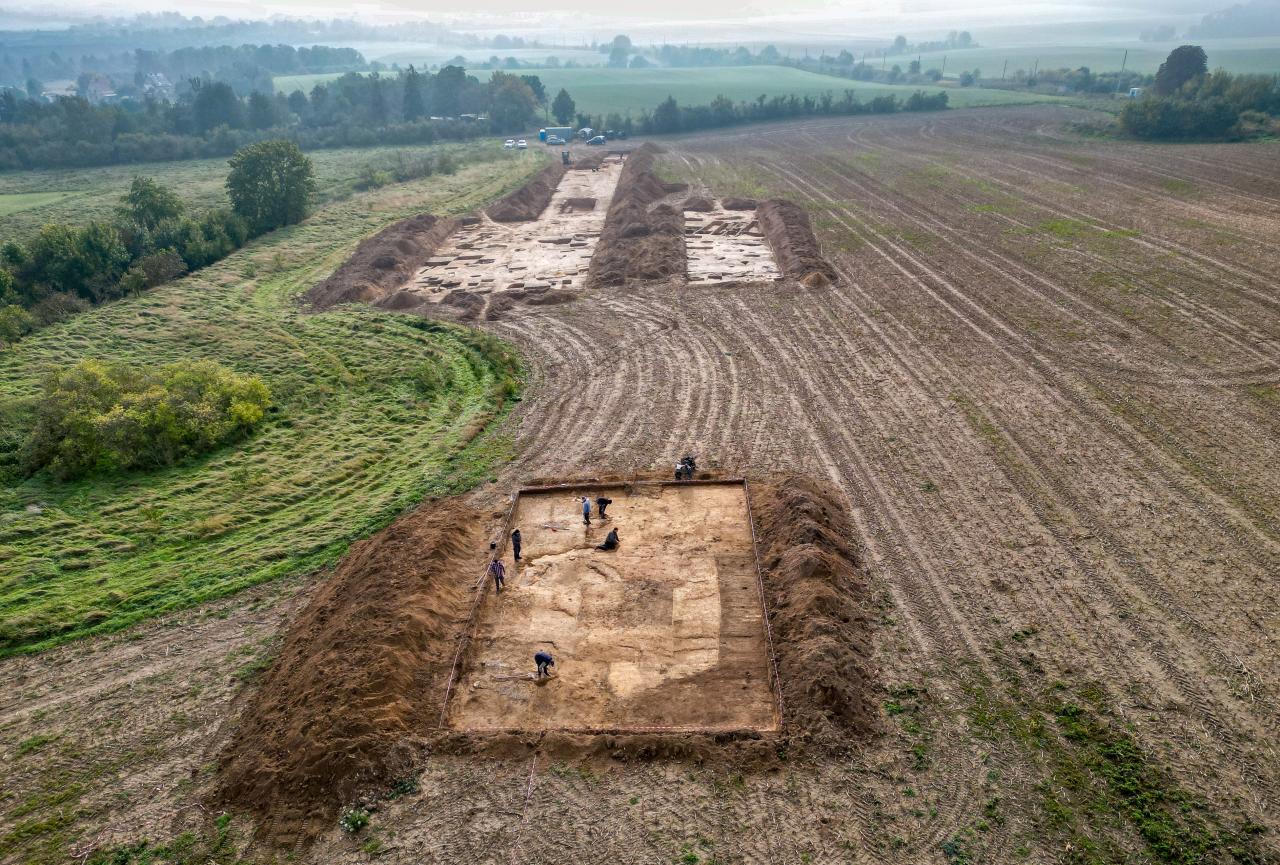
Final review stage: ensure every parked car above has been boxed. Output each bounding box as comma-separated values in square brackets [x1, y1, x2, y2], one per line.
[586, 135, 606, 146]
[504, 139, 515, 148]
[516, 139, 528, 149]
[546, 135, 566, 145]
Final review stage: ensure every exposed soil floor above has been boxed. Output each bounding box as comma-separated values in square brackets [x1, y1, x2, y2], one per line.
[5, 105, 1280, 864]
[684, 204, 781, 286]
[447, 483, 777, 733]
[401, 155, 623, 301]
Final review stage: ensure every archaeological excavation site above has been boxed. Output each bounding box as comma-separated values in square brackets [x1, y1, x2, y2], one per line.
[305, 142, 836, 321]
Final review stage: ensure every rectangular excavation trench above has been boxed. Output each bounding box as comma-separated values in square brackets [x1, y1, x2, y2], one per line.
[403, 154, 624, 301]
[444, 481, 781, 733]
[684, 203, 781, 286]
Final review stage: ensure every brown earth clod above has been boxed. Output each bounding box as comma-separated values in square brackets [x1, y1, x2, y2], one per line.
[305, 214, 457, 309]
[486, 162, 567, 222]
[755, 198, 838, 287]
[211, 497, 488, 842]
[588, 143, 688, 287]
[750, 477, 877, 742]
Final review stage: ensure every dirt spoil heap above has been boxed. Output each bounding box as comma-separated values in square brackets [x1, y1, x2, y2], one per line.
[588, 143, 687, 286]
[751, 478, 876, 741]
[305, 214, 457, 309]
[486, 162, 567, 222]
[213, 497, 487, 842]
[756, 199, 838, 288]
[722, 196, 759, 211]
[682, 195, 715, 212]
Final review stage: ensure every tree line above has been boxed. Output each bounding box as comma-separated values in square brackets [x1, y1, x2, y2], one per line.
[621, 89, 950, 137]
[0, 66, 545, 169]
[0, 140, 315, 346]
[1120, 46, 1280, 140]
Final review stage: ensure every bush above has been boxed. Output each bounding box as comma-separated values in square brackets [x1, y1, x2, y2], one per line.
[339, 808, 370, 833]
[29, 291, 90, 326]
[0, 304, 34, 346]
[25, 358, 271, 480]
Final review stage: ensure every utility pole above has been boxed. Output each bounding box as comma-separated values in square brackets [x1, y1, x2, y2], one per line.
[941, 55, 947, 76]
[1116, 49, 1128, 94]
[1001, 58, 1007, 80]
[1032, 58, 1039, 78]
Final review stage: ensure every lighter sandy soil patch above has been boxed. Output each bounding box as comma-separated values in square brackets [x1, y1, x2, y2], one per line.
[684, 204, 781, 285]
[404, 156, 624, 299]
[446, 483, 778, 732]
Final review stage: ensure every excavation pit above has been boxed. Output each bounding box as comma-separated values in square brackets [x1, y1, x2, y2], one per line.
[404, 155, 623, 301]
[444, 481, 781, 733]
[684, 202, 782, 286]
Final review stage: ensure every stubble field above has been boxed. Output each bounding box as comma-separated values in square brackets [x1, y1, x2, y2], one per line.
[2, 104, 1279, 864]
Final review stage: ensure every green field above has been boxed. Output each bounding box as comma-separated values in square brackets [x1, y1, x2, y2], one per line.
[0, 191, 79, 217]
[0, 147, 546, 656]
[893, 37, 1280, 77]
[276, 64, 1064, 118]
[0, 142, 518, 243]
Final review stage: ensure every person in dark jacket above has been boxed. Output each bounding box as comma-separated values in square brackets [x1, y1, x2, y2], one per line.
[488, 543, 506, 592]
[511, 528, 522, 562]
[595, 527, 619, 551]
[596, 496, 613, 519]
[535, 650, 555, 679]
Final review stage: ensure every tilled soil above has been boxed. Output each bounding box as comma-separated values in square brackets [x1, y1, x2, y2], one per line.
[4, 105, 1280, 864]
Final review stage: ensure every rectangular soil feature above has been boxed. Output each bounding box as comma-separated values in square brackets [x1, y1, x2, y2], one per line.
[446, 481, 779, 733]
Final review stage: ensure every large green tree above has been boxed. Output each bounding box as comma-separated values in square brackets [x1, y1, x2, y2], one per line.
[488, 72, 537, 133]
[402, 64, 426, 120]
[116, 176, 184, 230]
[1154, 45, 1208, 95]
[607, 34, 633, 68]
[551, 88, 576, 125]
[191, 79, 243, 133]
[225, 140, 316, 235]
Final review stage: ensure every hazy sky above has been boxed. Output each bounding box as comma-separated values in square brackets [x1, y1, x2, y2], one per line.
[5, 0, 1218, 37]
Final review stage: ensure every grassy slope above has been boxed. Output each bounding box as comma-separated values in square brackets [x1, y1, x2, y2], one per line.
[0, 147, 548, 657]
[275, 65, 1064, 116]
[0, 142, 510, 243]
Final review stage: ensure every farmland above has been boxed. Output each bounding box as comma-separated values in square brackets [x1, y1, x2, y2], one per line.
[2, 102, 1280, 865]
[276, 64, 1065, 116]
[897, 36, 1280, 78]
[0, 145, 542, 659]
[0, 141, 518, 242]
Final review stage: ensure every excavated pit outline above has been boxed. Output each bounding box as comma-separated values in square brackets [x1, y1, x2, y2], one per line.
[441, 479, 783, 734]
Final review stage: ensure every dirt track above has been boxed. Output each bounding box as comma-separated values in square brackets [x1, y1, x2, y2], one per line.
[3, 105, 1280, 863]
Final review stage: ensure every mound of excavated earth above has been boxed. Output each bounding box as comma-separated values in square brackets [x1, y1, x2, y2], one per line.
[588, 143, 687, 286]
[213, 496, 487, 842]
[750, 478, 876, 740]
[305, 213, 457, 309]
[756, 198, 838, 287]
[486, 162, 566, 222]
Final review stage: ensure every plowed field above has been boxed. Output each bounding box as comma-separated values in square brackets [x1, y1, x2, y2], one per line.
[3, 104, 1279, 864]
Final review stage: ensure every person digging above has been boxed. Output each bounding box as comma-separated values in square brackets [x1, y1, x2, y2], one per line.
[595, 496, 613, 520]
[595, 527, 620, 552]
[535, 650, 555, 680]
